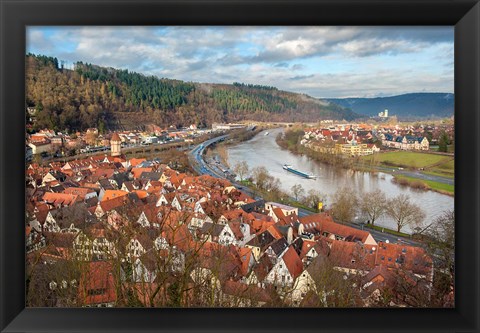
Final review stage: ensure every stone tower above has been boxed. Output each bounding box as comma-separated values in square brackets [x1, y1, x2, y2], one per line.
[110, 132, 121, 157]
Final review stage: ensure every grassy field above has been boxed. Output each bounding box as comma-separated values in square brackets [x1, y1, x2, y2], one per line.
[421, 179, 455, 194]
[393, 175, 454, 195]
[362, 151, 454, 179]
[423, 169, 454, 179]
[363, 151, 450, 168]
[433, 159, 455, 177]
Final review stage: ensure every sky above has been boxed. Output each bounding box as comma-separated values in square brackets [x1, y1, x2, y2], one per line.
[26, 26, 454, 98]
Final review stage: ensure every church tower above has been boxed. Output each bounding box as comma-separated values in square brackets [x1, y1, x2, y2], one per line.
[110, 132, 121, 157]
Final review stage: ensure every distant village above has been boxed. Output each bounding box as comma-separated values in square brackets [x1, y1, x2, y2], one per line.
[25, 134, 438, 308]
[301, 121, 453, 157]
[26, 117, 454, 163]
[25, 123, 213, 162]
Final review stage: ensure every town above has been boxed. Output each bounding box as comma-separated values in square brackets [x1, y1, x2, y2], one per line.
[301, 118, 454, 157]
[26, 118, 454, 161]
[25, 126, 452, 308]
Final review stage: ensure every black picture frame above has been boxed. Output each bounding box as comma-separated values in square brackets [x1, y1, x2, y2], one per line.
[1, 0, 479, 332]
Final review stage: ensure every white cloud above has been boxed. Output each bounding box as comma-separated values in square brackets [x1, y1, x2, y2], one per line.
[26, 26, 454, 98]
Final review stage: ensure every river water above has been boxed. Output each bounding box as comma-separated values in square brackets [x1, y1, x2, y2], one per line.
[226, 128, 454, 233]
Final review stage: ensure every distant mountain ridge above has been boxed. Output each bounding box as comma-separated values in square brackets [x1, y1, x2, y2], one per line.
[325, 93, 454, 119]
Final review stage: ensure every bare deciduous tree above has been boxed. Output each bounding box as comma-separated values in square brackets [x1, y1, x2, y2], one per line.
[330, 187, 358, 223]
[360, 189, 387, 225]
[233, 161, 249, 182]
[251, 166, 270, 190]
[291, 184, 305, 202]
[303, 189, 327, 211]
[386, 194, 425, 233]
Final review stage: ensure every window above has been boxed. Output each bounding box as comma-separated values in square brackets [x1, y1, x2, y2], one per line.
[87, 288, 106, 296]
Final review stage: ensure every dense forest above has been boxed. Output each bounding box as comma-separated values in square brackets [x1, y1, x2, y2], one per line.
[26, 54, 359, 132]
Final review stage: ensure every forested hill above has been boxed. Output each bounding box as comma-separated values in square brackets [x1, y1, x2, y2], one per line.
[26, 54, 359, 132]
[326, 93, 454, 119]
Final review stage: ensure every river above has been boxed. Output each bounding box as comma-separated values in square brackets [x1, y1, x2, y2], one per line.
[226, 128, 454, 233]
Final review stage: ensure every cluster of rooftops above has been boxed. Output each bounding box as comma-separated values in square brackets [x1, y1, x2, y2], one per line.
[25, 155, 433, 307]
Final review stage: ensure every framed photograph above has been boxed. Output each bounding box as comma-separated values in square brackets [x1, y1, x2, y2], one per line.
[1, 0, 479, 332]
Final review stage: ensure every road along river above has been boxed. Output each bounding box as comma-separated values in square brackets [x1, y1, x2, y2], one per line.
[227, 128, 454, 234]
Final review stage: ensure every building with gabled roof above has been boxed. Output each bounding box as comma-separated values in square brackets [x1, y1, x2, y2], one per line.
[43, 192, 80, 209]
[264, 246, 303, 288]
[245, 229, 277, 260]
[299, 213, 377, 246]
[221, 280, 277, 307]
[78, 261, 117, 307]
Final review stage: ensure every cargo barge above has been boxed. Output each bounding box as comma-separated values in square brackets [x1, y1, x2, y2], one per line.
[283, 164, 316, 179]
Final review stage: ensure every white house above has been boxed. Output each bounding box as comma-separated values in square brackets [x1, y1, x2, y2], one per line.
[28, 140, 52, 155]
[44, 211, 61, 232]
[132, 254, 157, 283]
[264, 247, 303, 288]
[126, 234, 153, 260]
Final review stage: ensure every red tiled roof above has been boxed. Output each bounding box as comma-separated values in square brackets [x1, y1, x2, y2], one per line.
[43, 192, 79, 207]
[111, 132, 121, 142]
[253, 254, 276, 281]
[195, 243, 241, 281]
[165, 224, 194, 252]
[375, 241, 432, 276]
[92, 168, 115, 179]
[132, 190, 149, 200]
[63, 187, 95, 200]
[101, 190, 128, 202]
[222, 280, 272, 303]
[299, 240, 317, 259]
[131, 168, 154, 179]
[99, 195, 126, 212]
[266, 225, 284, 240]
[228, 221, 244, 241]
[281, 246, 303, 279]
[78, 261, 117, 305]
[328, 240, 376, 271]
[272, 207, 287, 222]
[236, 247, 253, 276]
[300, 213, 372, 243]
[129, 158, 146, 167]
[322, 220, 371, 242]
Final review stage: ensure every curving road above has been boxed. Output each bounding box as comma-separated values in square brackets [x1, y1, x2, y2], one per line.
[188, 134, 229, 178]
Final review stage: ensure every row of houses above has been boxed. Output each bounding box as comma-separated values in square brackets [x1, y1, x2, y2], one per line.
[380, 133, 430, 151]
[26, 156, 433, 308]
[301, 125, 380, 157]
[302, 123, 433, 154]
